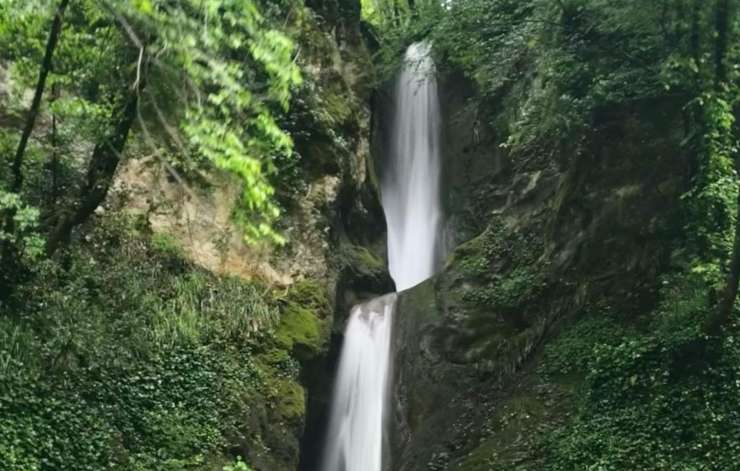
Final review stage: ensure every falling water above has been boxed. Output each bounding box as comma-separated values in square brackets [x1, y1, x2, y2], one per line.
[382, 41, 444, 291]
[320, 42, 443, 471]
[320, 294, 396, 471]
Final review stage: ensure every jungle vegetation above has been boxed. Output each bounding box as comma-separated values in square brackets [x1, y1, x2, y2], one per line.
[1, 0, 740, 469]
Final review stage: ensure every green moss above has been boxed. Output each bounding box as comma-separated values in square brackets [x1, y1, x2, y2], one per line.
[449, 216, 547, 313]
[150, 232, 185, 259]
[323, 81, 355, 126]
[284, 279, 331, 319]
[253, 347, 306, 428]
[452, 394, 550, 471]
[272, 378, 306, 422]
[274, 302, 327, 361]
[463, 267, 545, 313]
[340, 244, 386, 277]
[453, 229, 491, 278]
[269, 278, 331, 363]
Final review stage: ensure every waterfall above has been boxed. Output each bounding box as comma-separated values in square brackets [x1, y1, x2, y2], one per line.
[320, 42, 443, 471]
[320, 294, 396, 471]
[382, 41, 444, 292]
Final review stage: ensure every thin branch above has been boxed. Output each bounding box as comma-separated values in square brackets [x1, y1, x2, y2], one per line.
[146, 87, 187, 150]
[100, 0, 144, 49]
[133, 45, 145, 91]
[136, 109, 196, 201]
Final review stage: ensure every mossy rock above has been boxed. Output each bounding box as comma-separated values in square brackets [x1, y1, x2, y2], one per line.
[338, 243, 392, 291]
[285, 279, 332, 319]
[270, 279, 332, 363]
[451, 228, 491, 279]
[334, 243, 394, 319]
[450, 393, 550, 471]
[274, 302, 328, 363]
[247, 347, 308, 470]
[340, 244, 385, 275]
[323, 80, 357, 127]
[271, 378, 306, 423]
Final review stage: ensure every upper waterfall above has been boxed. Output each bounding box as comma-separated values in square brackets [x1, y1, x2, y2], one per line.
[381, 41, 444, 291]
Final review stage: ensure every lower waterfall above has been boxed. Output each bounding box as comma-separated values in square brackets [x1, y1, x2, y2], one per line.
[319, 42, 443, 471]
[319, 295, 396, 471]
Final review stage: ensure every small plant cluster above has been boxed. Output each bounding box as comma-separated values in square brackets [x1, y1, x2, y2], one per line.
[458, 219, 547, 313]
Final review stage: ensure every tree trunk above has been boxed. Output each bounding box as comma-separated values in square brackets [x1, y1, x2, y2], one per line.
[689, 0, 702, 74]
[47, 79, 142, 254]
[49, 82, 61, 207]
[715, 190, 740, 333]
[714, 0, 729, 87]
[10, 0, 69, 193]
[712, 0, 737, 333]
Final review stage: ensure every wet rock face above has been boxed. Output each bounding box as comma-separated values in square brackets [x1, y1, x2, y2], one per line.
[438, 72, 509, 248]
[389, 81, 690, 469]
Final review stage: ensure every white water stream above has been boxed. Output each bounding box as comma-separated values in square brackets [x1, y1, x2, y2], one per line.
[320, 42, 443, 471]
[382, 41, 444, 292]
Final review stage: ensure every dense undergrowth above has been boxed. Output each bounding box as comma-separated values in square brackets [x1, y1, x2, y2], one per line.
[0, 216, 327, 470]
[449, 228, 740, 470]
[538, 274, 740, 470]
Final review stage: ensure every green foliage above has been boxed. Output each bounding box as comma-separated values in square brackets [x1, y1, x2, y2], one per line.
[376, 0, 736, 159]
[359, 0, 445, 82]
[223, 457, 252, 471]
[0, 216, 300, 470]
[541, 332, 740, 469]
[118, 0, 303, 243]
[0, 0, 306, 266]
[0, 191, 45, 262]
[457, 220, 547, 311]
[532, 272, 740, 470]
[682, 93, 740, 288]
[1, 0, 129, 194]
[150, 232, 185, 260]
[361, 0, 420, 29]
[542, 308, 631, 378]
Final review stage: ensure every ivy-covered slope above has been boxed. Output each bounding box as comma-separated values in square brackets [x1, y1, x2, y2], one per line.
[1, 215, 331, 470]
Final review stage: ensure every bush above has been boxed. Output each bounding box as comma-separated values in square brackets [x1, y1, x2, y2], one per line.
[538, 274, 740, 470]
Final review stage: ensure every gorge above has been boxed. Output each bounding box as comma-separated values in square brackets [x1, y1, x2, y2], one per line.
[2, 1, 740, 470]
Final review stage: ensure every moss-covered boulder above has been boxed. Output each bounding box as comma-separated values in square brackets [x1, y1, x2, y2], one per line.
[332, 243, 395, 332]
